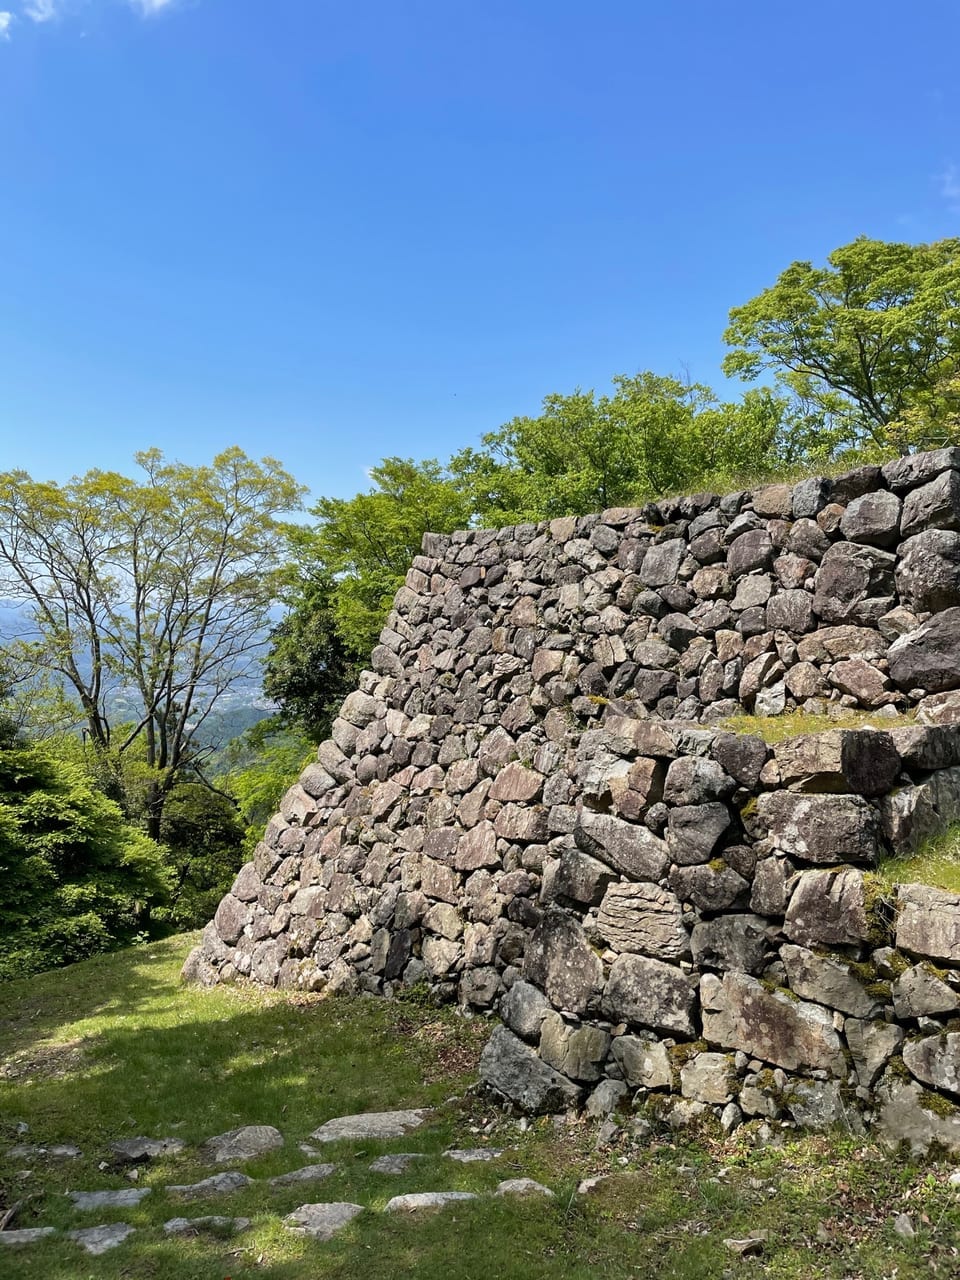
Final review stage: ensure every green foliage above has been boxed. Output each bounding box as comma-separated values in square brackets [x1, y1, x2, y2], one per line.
[877, 821, 960, 895]
[0, 743, 172, 980]
[296, 456, 475, 657]
[262, 576, 358, 739]
[723, 236, 960, 451]
[152, 782, 247, 931]
[468, 374, 811, 520]
[0, 447, 304, 835]
[221, 721, 316, 853]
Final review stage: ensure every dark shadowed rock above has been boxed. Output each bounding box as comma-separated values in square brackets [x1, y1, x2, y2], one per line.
[792, 476, 832, 519]
[757, 791, 881, 864]
[523, 907, 603, 1014]
[813, 542, 896, 624]
[888, 609, 960, 693]
[773, 729, 901, 797]
[552, 848, 618, 906]
[666, 802, 731, 865]
[690, 914, 768, 974]
[895, 529, 960, 612]
[479, 1026, 582, 1112]
[710, 732, 769, 788]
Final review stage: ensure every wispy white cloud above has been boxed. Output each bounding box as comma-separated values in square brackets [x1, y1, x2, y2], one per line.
[940, 163, 960, 213]
[128, 0, 177, 13]
[0, 11, 13, 38]
[18, 0, 182, 28]
[24, 0, 58, 21]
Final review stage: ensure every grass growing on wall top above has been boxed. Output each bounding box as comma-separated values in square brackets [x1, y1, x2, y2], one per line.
[877, 822, 960, 896]
[719, 708, 915, 744]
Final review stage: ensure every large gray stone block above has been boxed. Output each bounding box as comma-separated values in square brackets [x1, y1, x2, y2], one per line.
[700, 972, 846, 1076]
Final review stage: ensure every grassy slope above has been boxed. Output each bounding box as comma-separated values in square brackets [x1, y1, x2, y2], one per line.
[1, 936, 958, 1279]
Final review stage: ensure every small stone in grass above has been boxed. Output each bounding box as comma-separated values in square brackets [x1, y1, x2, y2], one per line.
[283, 1203, 364, 1240]
[369, 1153, 425, 1174]
[268, 1163, 336, 1186]
[69, 1188, 151, 1210]
[444, 1148, 504, 1163]
[67, 1224, 135, 1255]
[163, 1216, 251, 1237]
[385, 1192, 479, 1212]
[495, 1178, 554, 1197]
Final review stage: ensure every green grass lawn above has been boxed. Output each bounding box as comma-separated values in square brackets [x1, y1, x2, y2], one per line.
[1, 935, 959, 1278]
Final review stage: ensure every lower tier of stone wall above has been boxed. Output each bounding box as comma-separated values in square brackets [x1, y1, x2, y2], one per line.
[186, 714, 960, 1154]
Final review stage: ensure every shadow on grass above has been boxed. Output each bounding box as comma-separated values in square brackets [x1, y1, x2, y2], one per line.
[0, 935, 194, 1064]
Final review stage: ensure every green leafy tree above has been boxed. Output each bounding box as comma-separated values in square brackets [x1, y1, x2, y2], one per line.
[0, 743, 172, 980]
[152, 781, 247, 931]
[0, 448, 304, 836]
[466, 373, 810, 520]
[300, 457, 475, 657]
[262, 576, 357, 740]
[221, 722, 316, 853]
[722, 236, 960, 451]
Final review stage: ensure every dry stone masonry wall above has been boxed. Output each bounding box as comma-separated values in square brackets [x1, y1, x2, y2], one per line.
[187, 446, 960, 1152]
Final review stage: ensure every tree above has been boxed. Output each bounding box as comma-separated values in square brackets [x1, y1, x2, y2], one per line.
[300, 457, 475, 656]
[0, 448, 304, 836]
[262, 576, 358, 740]
[0, 742, 172, 980]
[722, 236, 960, 451]
[464, 373, 810, 521]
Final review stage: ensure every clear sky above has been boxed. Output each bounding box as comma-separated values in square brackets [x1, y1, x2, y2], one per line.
[1, 0, 959, 504]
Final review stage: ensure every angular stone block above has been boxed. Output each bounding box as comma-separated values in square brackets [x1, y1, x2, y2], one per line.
[700, 972, 846, 1076]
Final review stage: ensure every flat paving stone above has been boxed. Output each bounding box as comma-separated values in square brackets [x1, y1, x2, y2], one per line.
[268, 1163, 336, 1186]
[310, 1109, 429, 1143]
[496, 1178, 554, 1197]
[0, 1228, 58, 1247]
[166, 1171, 253, 1199]
[163, 1216, 251, 1237]
[111, 1137, 186, 1163]
[444, 1148, 504, 1163]
[69, 1188, 151, 1210]
[200, 1124, 283, 1163]
[7, 1144, 81, 1160]
[67, 1223, 135, 1255]
[283, 1202, 364, 1240]
[385, 1192, 479, 1212]
[369, 1153, 425, 1174]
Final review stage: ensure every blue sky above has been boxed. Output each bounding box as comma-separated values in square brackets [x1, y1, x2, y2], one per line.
[1, 0, 959, 504]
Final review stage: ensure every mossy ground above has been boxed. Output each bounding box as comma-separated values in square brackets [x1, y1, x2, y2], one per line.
[1, 936, 959, 1278]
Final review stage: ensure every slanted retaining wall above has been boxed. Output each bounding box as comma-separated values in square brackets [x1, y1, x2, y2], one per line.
[187, 446, 960, 1151]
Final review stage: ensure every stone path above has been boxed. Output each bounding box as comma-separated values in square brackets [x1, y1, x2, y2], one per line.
[0, 1110, 554, 1253]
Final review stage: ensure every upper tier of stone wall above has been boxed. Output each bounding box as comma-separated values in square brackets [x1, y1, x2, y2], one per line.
[186, 446, 960, 1152]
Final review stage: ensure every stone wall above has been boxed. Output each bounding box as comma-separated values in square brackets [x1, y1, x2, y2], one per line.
[186, 446, 960, 1151]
